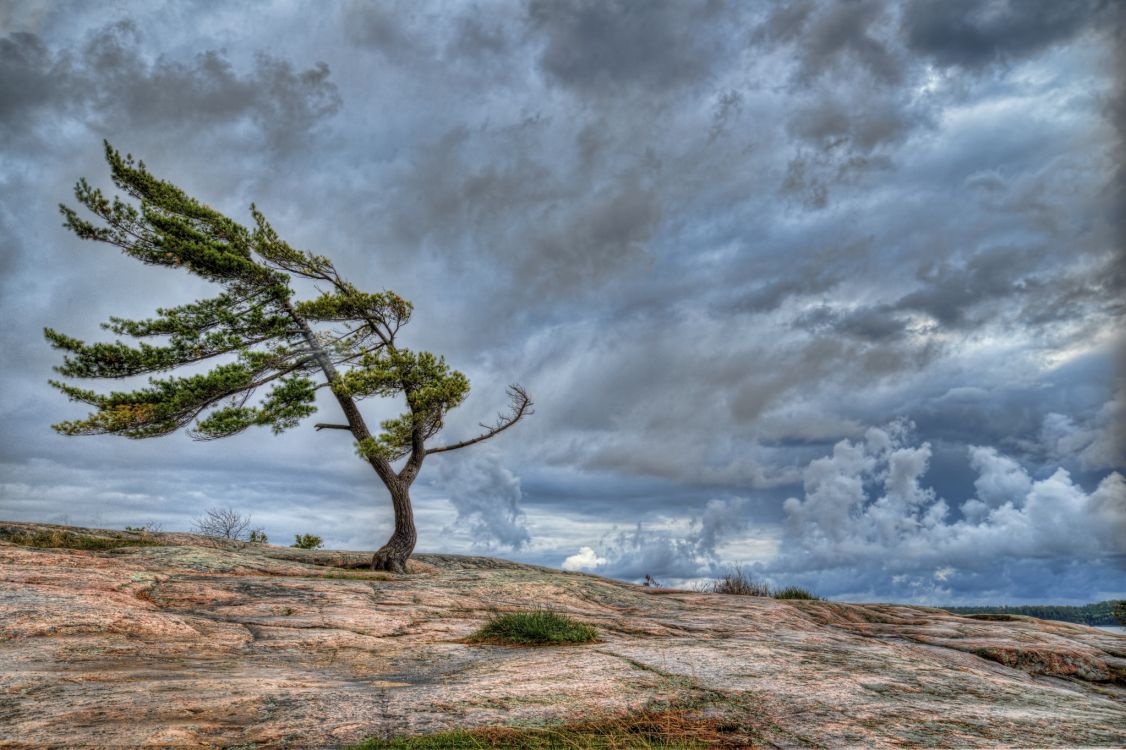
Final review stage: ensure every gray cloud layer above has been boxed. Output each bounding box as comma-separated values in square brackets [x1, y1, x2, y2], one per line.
[0, 0, 1121, 604]
[1, 20, 339, 150]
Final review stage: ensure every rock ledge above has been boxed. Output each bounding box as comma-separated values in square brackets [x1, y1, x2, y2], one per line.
[1, 522, 1123, 748]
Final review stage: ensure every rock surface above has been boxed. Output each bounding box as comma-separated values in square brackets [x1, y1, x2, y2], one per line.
[1, 521, 1123, 748]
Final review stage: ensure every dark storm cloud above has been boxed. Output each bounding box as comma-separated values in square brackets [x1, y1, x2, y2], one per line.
[794, 304, 911, 342]
[341, 0, 418, 55]
[893, 244, 1123, 332]
[1100, 5, 1126, 250]
[902, 0, 1106, 70]
[757, 0, 903, 85]
[0, 32, 58, 128]
[0, 21, 340, 150]
[381, 121, 664, 295]
[527, 0, 729, 95]
[754, 2, 938, 209]
[447, 15, 510, 60]
[787, 93, 920, 153]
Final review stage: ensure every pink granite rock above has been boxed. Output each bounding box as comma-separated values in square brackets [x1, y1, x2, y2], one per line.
[1, 522, 1122, 748]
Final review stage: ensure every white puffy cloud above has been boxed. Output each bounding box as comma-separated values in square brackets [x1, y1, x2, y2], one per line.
[965, 446, 1032, 519]
[561, 546, 607, 572]
[773, 421, 1126, 600]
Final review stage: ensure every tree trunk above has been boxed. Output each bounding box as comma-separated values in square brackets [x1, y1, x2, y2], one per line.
[370, 481, 417, 573]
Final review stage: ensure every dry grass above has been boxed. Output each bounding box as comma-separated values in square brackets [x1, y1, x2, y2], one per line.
[349, 708, 747, 749]
[698, 566, 770, 597]
[695, 567, 820, 600]
[4, 528, 159, 551]
[316, 572, 394, 581]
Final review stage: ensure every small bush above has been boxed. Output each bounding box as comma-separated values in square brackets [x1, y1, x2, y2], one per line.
[467, 610, 598, 646]
[248, 529, 269, 544]
[292, 533, 323, 550]
[771, 586, 820, 600]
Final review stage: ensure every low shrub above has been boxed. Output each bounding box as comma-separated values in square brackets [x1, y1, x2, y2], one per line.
[467, 610, 598, 646]
[292, 533, 323, 550]
[248, 529, 269, 544]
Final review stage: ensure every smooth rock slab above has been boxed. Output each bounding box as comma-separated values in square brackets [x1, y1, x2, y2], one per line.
[0, 521, 1123, 748]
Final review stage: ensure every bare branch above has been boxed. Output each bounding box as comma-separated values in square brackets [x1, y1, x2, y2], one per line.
[425, 385, 533, 455]
[314, 423, 351, 431]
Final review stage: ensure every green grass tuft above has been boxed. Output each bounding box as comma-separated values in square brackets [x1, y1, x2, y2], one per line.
[466, 610, 598, 646]
[770, 586, 820, 600]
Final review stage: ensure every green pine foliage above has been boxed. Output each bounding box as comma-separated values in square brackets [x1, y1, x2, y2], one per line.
[45, 142, 488, 452]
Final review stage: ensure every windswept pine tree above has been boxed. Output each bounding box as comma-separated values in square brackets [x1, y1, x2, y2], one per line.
[46, 142, 532, 572]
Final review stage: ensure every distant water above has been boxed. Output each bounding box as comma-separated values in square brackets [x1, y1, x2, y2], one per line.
[1094, 626, 1126, 635]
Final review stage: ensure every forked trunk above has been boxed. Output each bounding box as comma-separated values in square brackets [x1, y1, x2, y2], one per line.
[371, 481, 416, 573]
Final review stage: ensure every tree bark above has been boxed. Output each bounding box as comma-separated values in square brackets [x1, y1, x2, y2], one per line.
[280, 298, 417, 571]
[370, 480, 417, 573]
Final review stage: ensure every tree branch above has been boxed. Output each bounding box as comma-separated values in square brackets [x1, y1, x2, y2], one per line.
[425, 385, 533, 455]
[314, 423, 351, 431]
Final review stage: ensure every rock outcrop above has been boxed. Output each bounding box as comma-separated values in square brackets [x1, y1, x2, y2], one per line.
[1, 522, 1123, 748]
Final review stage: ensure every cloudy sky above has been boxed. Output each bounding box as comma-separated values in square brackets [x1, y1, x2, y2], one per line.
[1, 0, 1123, 605]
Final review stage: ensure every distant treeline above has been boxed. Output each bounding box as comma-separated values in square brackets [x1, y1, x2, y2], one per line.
[941, 600, 1124, 626]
